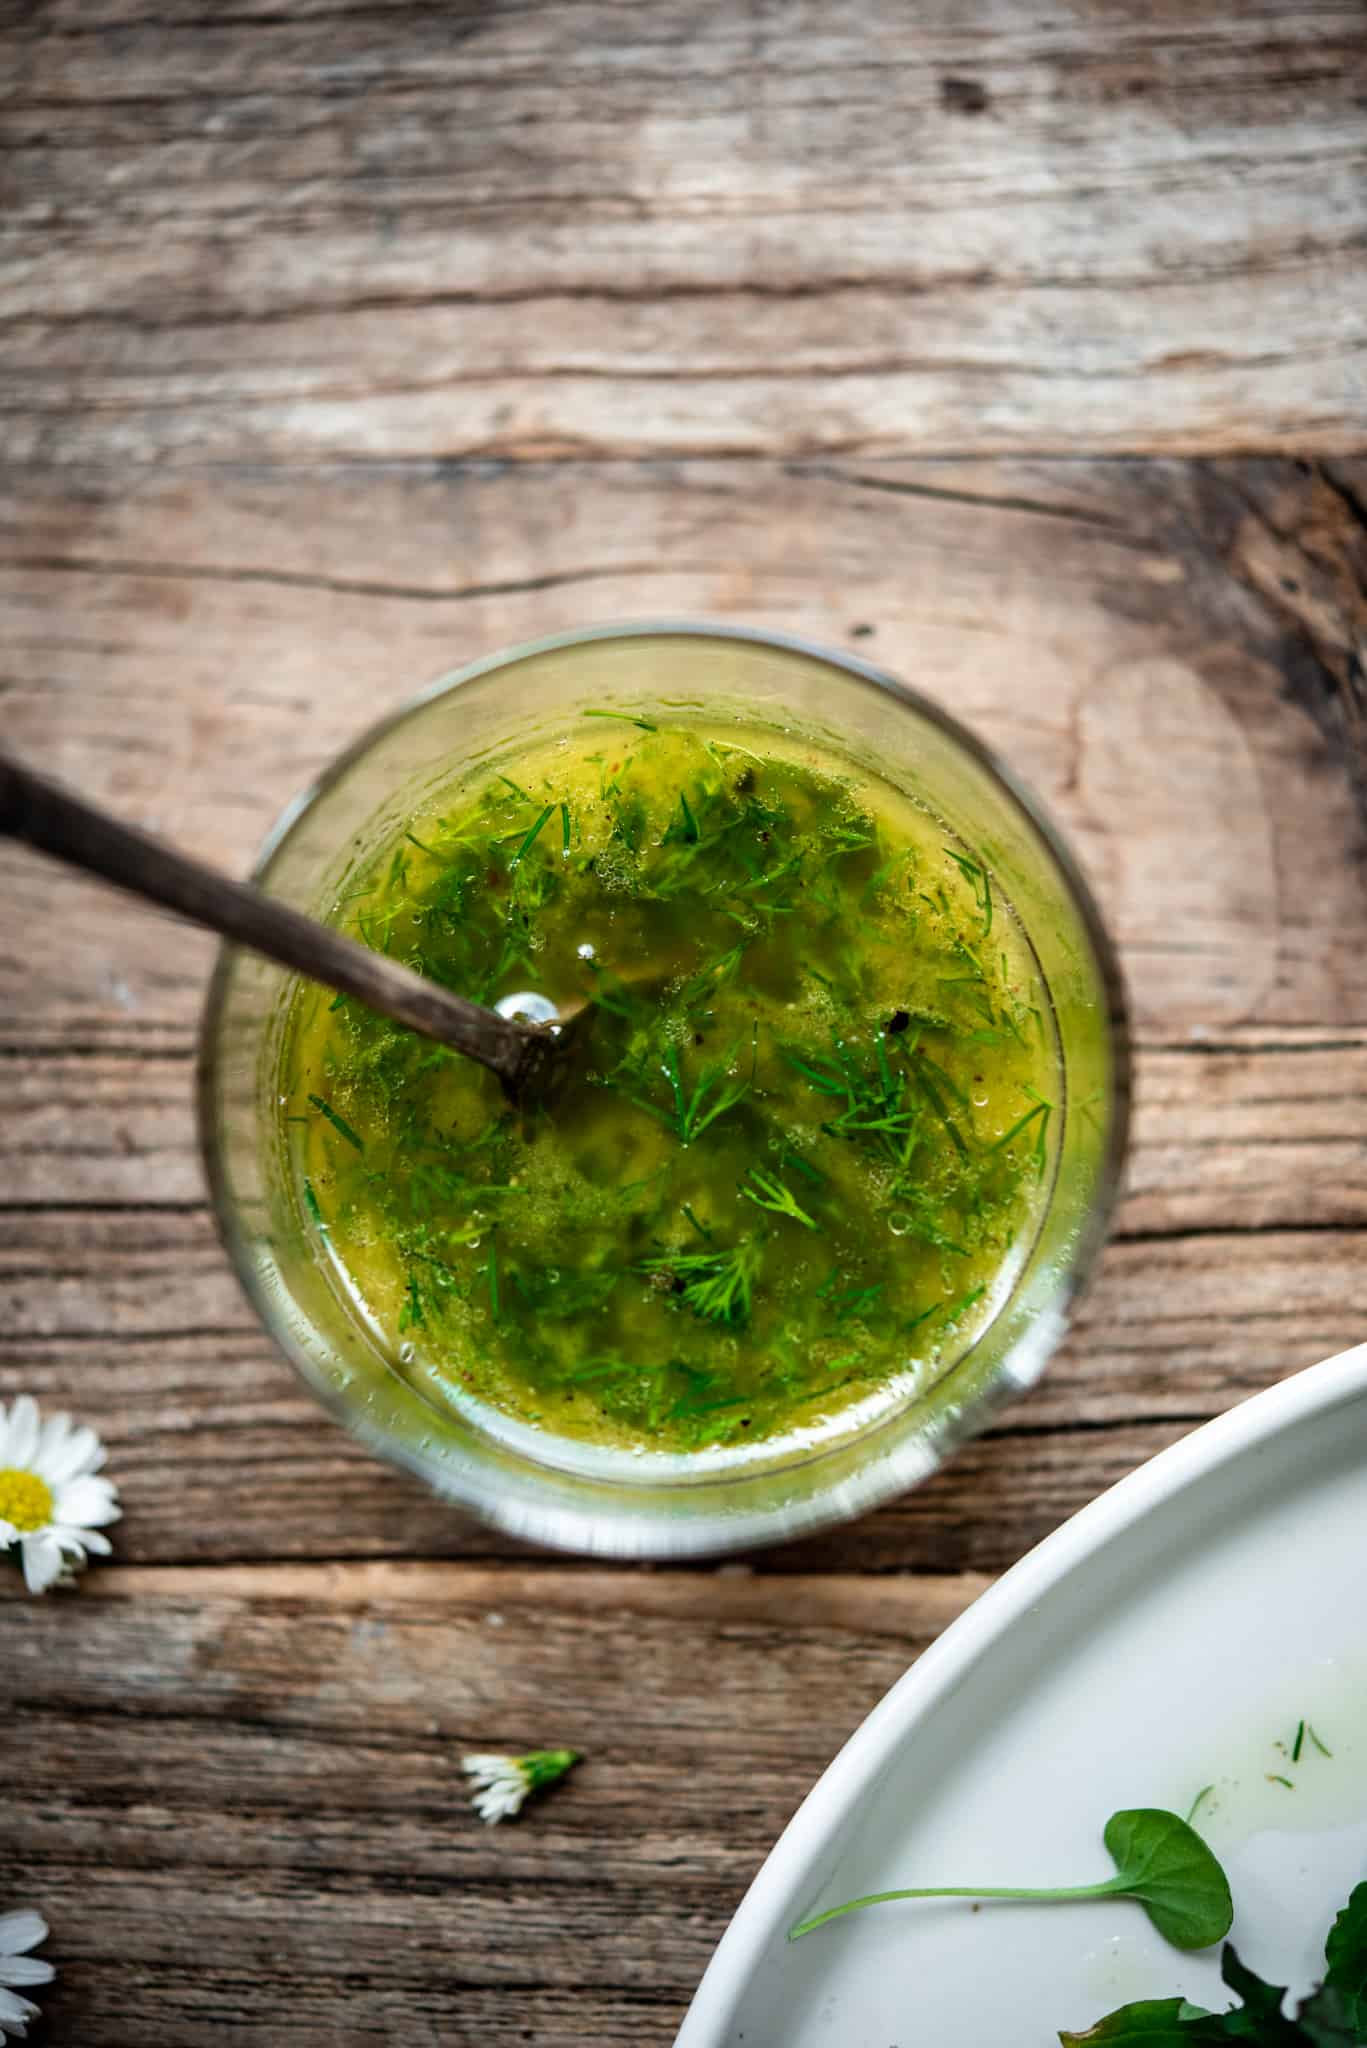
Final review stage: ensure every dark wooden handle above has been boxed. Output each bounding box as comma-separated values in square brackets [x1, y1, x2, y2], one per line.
[0, 750, 540, 1089]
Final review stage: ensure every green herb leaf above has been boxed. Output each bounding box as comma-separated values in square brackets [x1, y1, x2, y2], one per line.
[633, 1040, 753, 1147]
[789, 1808, 1231, 1952]
[1214, 1947, 1304, 2041]
[1058, 1998, 1222, 2045]
[308, 1093, 365, 1152]
[581, 708, 658, 731]
[663, 789, 700, 845]
[510, 803, 555, 869]
[1322, 1880, 1367, 2032]
[398, 1273, 426, 1332]
[1296, 1983, 1363, 2047]
[945, 846, 994, 936]
[302, 1178, 329, 1232]
[1100, 1810, 1234, 1951]
[740, 1165, 818, 1231]
[1059, 1878, 1367, 2045]
[642, 1242, 760, 1327]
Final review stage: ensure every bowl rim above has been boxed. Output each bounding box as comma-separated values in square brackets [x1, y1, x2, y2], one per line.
[196, 619, 1132, 1556]
[675, 1339, 1367, 2041]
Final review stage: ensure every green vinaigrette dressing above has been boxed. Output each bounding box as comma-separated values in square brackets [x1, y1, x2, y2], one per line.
[280, 718, 1061, 1459]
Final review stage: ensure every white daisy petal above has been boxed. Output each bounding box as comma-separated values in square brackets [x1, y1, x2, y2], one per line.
[0, 1985, 38, 2027]
[5, 1398, 39, 1470]
[32, 1411, 73, 1471]
[462, 1753, 532, 1823]
[0, 1961, 52, 1990]
[0, 1397, 118, 1596]
[35, 1422, 103, 1487]
[20, 1532, 66, 1595]
[32, 1409, 79, 1490]
[0, 1915, 47, 1956]
[51, 1475, 120, 1529]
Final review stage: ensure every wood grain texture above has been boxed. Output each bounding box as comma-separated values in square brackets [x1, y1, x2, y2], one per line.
[2, 0, 1365, 462]
[4, 1562, 982, 2045]
[2, 6, 1366, 2040]
[4, 457, 1367, 1044]
[1, 460, 1365, 2038]
[2, 450, 1366, 2036]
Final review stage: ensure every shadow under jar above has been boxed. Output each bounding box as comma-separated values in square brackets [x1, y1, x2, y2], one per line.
[199, 625, 1130, 1558]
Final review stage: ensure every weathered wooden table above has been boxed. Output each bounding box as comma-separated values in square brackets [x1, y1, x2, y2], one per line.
[3, 4, 1366, 2041]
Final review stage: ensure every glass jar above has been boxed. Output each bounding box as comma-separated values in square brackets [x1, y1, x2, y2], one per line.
[198, 625, 1129, 1557]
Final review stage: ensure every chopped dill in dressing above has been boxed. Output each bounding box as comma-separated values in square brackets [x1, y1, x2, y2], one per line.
[280, 719, 1060, 1456]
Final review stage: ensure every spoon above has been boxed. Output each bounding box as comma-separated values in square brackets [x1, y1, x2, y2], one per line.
[0, 749, 567, 1099]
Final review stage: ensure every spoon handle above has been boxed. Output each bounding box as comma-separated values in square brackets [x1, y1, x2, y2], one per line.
[0, 750, 537, 1089]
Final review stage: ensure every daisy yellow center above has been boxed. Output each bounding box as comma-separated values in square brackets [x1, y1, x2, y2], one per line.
[0, 1467, 53, 1532]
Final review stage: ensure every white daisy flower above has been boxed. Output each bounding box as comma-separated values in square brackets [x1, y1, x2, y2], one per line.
[0, 1396, 121, 1595]
[0, 1910, 54, 2042]
[461, 1747, 579, 1824]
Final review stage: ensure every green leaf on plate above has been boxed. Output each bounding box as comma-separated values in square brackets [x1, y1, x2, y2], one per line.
[1103, 1810, 1235, 1953]
[1321, 1880, 1367, 2033]
[1059, 1998, 1219, 2045]
[789, 1807, 1231, 1951]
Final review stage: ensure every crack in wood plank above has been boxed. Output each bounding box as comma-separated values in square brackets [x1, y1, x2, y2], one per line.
[1, 550, 695, 603]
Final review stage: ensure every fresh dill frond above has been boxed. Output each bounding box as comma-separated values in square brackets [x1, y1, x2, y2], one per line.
[831, 1282, 884, 1322]
[398, 1273, 426, 1332]
[780, 1148, 826, 1186]
[903, 1281, 985, 1334]
[663, 789, 700, 845]
[988, 1085, 1053, 1177]
[740, 1165, 818, 1230]
[945, 846, 994, 935]
[907, 1049, 970, 1159]
[633, 1038, 754, 1146]
[642, 1241, 761, 1326]
[510, 803, 555, 868]
[679, 941, 748, 1009]
[308, 1093, 365, 1152]
[582, 708, 658, 731]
